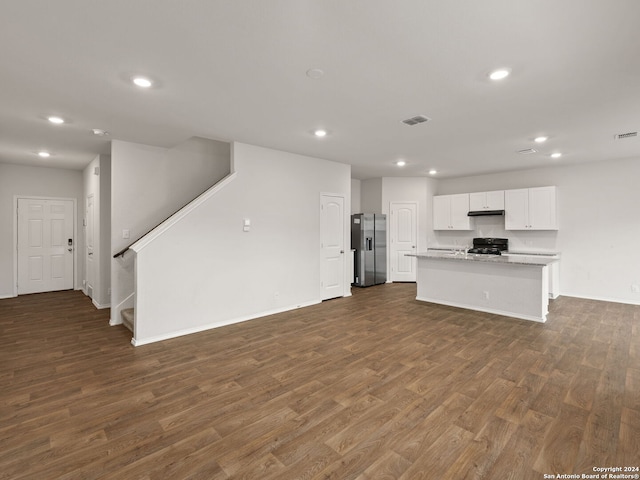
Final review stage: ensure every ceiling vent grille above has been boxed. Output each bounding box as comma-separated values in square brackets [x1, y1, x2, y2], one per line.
[517, 148, 537, 155]
[615, 131, 638, 139]
[402, 115, 431, 126]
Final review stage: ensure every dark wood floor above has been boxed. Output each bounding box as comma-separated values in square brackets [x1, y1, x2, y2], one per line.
[1, 285, 638, 479]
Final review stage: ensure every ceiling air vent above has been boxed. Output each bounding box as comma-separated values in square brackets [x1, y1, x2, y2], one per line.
[402, 115, 431, 126]
[517, 148, 537, 155]
[615, 131, 638, 140]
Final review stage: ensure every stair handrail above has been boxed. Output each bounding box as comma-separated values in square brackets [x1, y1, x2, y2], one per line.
[113, 172, 237, 258]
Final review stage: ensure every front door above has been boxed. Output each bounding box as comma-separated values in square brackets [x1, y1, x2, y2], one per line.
[320, 194, 345, 300]
[17, 198, 74, 294]
[389, 202, 417, 282]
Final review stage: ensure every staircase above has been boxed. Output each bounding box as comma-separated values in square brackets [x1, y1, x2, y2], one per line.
[121, 308, 134, 332]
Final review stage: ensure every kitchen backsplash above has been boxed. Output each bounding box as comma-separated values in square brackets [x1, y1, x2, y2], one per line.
[430, 215, 559, 252]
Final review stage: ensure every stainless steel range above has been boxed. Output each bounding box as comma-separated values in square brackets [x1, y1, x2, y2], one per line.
[467, 237, 508, 255]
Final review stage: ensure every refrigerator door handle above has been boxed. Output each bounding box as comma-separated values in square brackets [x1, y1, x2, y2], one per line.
[366, 237, 373, 250]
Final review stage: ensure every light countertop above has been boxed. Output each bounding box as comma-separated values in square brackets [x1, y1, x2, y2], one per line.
[427, 247, 560, 257]
[412, 251, 559, 266]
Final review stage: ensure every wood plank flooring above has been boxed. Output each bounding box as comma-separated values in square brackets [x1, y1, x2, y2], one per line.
[1, 285, 639, 479]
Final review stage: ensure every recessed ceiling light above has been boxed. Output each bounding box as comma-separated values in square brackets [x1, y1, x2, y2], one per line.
[314, 129, 327, 137]
[132, 76, 153, 88]
[550, 152, 562, 158]
[396, 160, 406, 167]
[48, 116, 65, 125]
[489, 68, 511, 80]
[429, 169, 437, 175]
[92, 128, 109, 136]
[38, 151, 51, 158]
[534, 136, 548, 143]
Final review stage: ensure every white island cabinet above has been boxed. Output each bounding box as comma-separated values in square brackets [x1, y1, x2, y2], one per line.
[433, 193, 472, 230]
[505, 186, 557, 230]
[501, 251, 560, 299]
[413, 252, 559, 322]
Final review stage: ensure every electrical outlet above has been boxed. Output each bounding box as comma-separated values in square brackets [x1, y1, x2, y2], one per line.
[483, 291, 489, 300]
[632, 284, 640, 293]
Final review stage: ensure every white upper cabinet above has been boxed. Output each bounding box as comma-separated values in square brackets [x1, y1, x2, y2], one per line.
[505, 189, 529, 229]
[433, 193, 472, 230]
[433, 195, 450, 230]
[505, 186, 557, 230]
[469, 190, 505, 211]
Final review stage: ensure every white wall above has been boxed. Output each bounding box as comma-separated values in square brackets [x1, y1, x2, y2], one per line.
[435, 157, 640, 304]
[110, 137, 231, 324]
[0, 163, 84, 298]
[360, 177, 438, 276]
[381, 177, 438, 252]
[82, 155, 111, 308]
[132, 142, 351, 345]
[360, 178, 383, 214]
[351, 179, 361, 214]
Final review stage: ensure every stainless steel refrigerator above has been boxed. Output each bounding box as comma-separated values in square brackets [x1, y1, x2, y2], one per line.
[351, 213, 387, 287]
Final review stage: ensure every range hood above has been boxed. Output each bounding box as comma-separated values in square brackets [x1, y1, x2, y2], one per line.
[467, 209, 505, 217]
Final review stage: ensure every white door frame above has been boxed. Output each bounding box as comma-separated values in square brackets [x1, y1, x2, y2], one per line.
[85, 193, 95, 299]
[320, 192, 349, 299]
[13, 195, 78, 297]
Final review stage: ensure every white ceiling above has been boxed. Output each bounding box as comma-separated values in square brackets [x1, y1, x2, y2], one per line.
[1, 0, 639, 179]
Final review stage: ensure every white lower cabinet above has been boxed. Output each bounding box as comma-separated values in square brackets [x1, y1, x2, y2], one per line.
[505, 186, 557, 230]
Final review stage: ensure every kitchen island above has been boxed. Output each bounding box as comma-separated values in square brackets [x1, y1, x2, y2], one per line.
[412, 251, 559, 322]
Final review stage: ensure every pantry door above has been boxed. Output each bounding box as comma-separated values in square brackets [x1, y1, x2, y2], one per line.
[389, 202, 417, 282]
[17, 197, 75, 294]
[320, 194, 346, 300]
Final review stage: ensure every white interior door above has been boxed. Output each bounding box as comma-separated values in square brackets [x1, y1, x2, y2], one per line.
[18, 198, 74, 294]
[86, 194, 95, 298]
[320, 194, 345, 300]
[389, 202, 417, 282]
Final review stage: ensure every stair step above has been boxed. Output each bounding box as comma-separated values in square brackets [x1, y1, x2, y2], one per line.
[121, 308, 134, 332]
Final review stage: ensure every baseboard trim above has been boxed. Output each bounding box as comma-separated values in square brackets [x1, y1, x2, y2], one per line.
[92, 299, 111, 310]
[416, 295, 547, 323]
[131, 300, 321, 347]
[560, 292, 640, 306]
[0, 294, 17, 300]
[110, 317, 123, 326]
